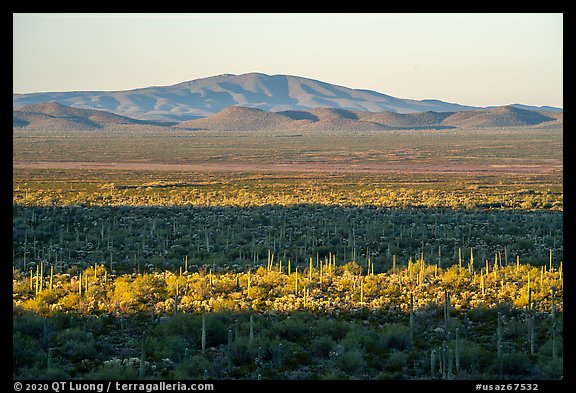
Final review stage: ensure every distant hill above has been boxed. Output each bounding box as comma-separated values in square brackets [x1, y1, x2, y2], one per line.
[358, 110, 453, 128]
[13, 72, 561, 123]
[440, 106, 557, 128]
[13, 102, 173, 130]
[13, 102, 561, 132]
[179, 106, 300, 131]
[178, 105, 560, 132]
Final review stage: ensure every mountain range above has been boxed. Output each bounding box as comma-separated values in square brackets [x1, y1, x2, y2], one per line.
[12, 72, 562, 122]
[13, 102, 562, 132]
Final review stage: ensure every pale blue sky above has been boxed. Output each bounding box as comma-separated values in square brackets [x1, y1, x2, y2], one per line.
[13, 13, 563, 108]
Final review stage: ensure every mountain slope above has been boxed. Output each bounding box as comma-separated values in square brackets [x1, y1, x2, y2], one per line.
[13, 73, 486, 122]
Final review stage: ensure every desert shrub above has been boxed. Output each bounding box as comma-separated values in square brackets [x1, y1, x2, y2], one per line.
[204, 313, 231, 346]
[151, 313, 201, 349]
[13, 308, 44, 337]
[146, 334, 189, 362]
[169, 354, 211, 379]
[457, 339, 491, 372]
[276, 340, 313, 369]
[320, 367, 348, 380]
[342, 262, 362, 275]
[14, 365, 69, 380]
[230, 337, 256, 365]
[536, 356, 563, 379]
[84, 361, 139, 380]
[54, 328, 97, 362]
[499, 352, 533, 376]
[315, 317, 350, 341]
[269, 316, 309, 343]
[380, 323, 411, 350]
[385, 349, 408, 372]
[13, 332, 43, 369]
[335, 348, 367, 375]
[310, 335, 335, 358]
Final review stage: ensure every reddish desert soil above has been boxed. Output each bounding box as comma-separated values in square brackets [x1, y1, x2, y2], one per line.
[12, 160, 563, 175]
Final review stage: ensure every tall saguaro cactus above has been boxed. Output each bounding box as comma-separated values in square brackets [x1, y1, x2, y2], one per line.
[295, 267, 299, 295]
[247, 268, 251, 298]
[497, 312, 503, 360]
[455, 327, 460, 372]
[551, 322, 557, 360]
[444, 290, 451, 329]
[201, 312, 206, 354]
[139, 332, 146, 380]
[441, 340, 447, 379]
[227, 329, 233, 370]
[551, 286, 556, 320]
[49, 265, 54, 291]
[409, 293, 414, 342]
[530, 312, 536, 355]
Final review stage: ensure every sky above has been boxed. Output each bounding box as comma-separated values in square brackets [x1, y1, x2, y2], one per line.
[13, 13, 563, 108]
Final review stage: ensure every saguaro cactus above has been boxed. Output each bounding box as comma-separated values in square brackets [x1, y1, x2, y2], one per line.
[40, 262, 43, 293]
[551, 286, 556, 320]
[444, 290, 451, 328]
[249, 314, 254, 346]
[247, 269, 251, 298]
[47, 348, 53, 370]
[201, 312, 206, 354]
[173, 284, 180, 314]
[139, 332, 146, 379]
[256, 346, 263, 368]
[441, 340, 447, 379]
[497, 312, 503, 360]
[552, 322, 557, 360]
[49, 265, 54, 291]
[530, 312, 536, 355]
[455, 327, 460, 372]
[295, 267, 299, 295]
[227, 329, 233, 370]
[273, 343, 284, 369]
[409, 293, 414, 342]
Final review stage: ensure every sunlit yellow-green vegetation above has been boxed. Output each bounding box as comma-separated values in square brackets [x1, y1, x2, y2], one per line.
[13, 254, 564, 380]
[13, 168, 562, 210]
[14, 254, 562, 317]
